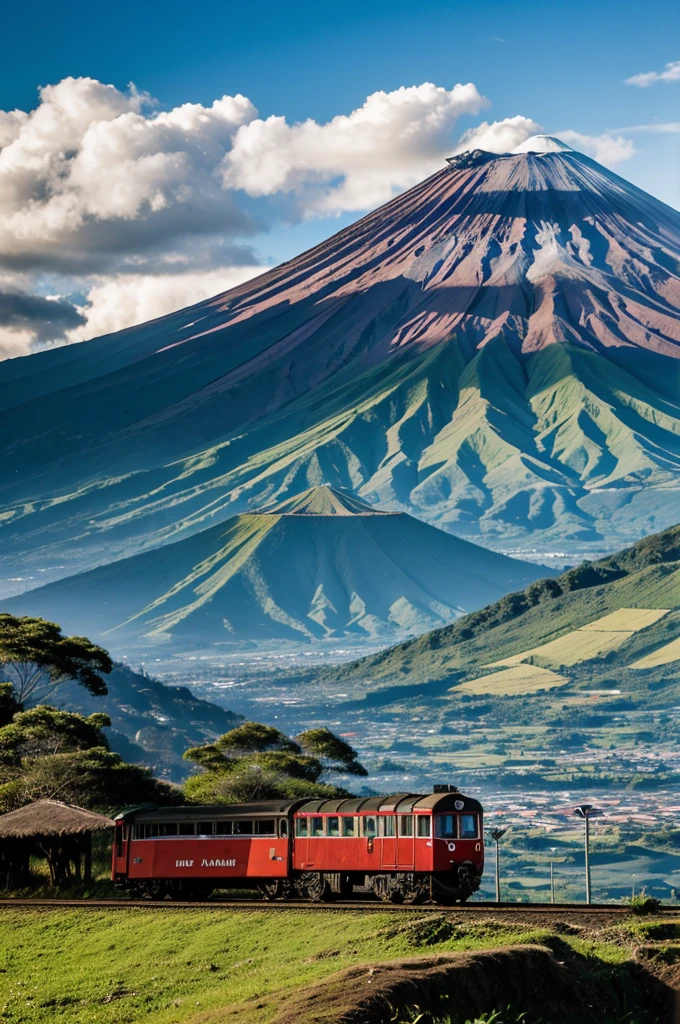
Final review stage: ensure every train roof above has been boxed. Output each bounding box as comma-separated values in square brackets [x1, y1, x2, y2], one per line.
[297, 792, 483, 814]
[114, 791, 482, 822]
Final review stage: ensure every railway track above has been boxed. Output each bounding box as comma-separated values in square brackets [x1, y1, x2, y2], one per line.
[1, 897, 675, 915]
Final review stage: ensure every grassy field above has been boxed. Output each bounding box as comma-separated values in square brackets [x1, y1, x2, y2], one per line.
[0, 906, 671, 1024]
[0, 908, 556, 1024]
[632, 635, 680, 669]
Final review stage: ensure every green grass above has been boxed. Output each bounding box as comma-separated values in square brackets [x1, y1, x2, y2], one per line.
[0, 908, 554, 1024]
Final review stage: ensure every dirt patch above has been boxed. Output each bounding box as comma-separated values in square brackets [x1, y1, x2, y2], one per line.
[269, 944, 673, 1024]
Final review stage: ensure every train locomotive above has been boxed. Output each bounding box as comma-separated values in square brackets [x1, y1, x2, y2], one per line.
[112, 787, 484, 904]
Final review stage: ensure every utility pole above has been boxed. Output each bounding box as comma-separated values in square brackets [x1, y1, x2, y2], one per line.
[488, 828, 508, 903]
[550, 847, 557, 904]
[573, 805, 603, 904]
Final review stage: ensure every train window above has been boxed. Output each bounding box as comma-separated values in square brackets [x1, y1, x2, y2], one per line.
[256, 820, 276, 835]
[310, 817, 324, 837]
[341, 817, 355, 837]
[363, 816, 377, 838]
[148, 824, 160, 838]
[178, 823, 195, 836]
[214, 821, 232, 835]
[327, 816, 340, 837]
[296, 817, 308, 837]
[234, 820, 253, 835]
[398, 815, 413, 837]
[417, 816, 431, 838]
[380, 815, 396, 837]
[435, 815, 456, 839]
[133, 825, 144, 839]
[280, 819, 289, 838]
[159, 823, 178, 837]
[459, 814, 478, 839]
[198, 822, 213, 836]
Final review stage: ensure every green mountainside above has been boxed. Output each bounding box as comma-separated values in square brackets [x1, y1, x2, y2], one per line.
[306, 524, 680, 700]
[6, 486, 549, 647]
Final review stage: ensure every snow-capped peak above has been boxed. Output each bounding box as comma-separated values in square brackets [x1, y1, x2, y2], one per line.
[511, 135, 573, 154]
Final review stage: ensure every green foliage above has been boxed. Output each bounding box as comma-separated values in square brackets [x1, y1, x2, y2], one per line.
[296, 727, 368, 776]
[0, 746, 179, 814]
[0, 705, 110, 766]
[0, 615, 112, 704]
[183, 721, 365, 803]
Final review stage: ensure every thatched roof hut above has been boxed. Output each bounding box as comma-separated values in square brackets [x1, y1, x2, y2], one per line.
[0, 799, 113, 838]
[0, 800, 114, 888]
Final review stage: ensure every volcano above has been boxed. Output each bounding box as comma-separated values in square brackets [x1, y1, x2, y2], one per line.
[0, 136, 678, 592]
[5, 486, 548, 645]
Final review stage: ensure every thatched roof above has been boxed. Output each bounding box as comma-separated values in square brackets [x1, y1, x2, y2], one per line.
[0, 799, 114, 838]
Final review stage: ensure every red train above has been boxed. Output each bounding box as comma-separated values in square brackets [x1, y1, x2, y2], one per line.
[112, 786, 484, 904]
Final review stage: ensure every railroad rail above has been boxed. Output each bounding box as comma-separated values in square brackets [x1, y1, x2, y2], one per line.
[1, 897, 676, 915]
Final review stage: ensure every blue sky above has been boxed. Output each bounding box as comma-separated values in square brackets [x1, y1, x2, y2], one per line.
[0, 0, 678, 354]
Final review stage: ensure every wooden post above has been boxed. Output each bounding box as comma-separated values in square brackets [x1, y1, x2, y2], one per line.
[84, 834, 92, 882]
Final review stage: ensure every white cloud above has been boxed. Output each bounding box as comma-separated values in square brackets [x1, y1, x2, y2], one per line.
[67, 265, 264, 343]
[222, 82, 489, 214]
[0, 77, 257, 275]
[626, 60, 680, 87]
[453, 115, 543, 154]
[555, 130, 635, 165]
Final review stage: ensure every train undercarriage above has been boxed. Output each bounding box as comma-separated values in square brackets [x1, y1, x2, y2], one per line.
[124, 864, 481, 905]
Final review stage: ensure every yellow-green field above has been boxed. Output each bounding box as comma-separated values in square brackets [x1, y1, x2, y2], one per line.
[631, 635, 680, 669]
[579, 608, 668, 631]
[485, 608, 669, 669]
[454, 664, 568, 696]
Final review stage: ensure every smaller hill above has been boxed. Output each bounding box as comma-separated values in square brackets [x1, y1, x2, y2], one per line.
[312, 523, 680, 695]
[57, 662, 241, 782]
[5, 486, 549, 647]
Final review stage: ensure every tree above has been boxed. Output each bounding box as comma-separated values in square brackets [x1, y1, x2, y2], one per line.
[0, 615, 112, 704]
[0, 706, 111, 766]
[296, 728, 368, 776]
[0, 747, 180, 814]
[183, 721, 366, 804]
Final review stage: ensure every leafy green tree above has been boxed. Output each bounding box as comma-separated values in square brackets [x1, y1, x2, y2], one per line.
[0, 615, 112, 704]
[0, 747, 180, 814]
[0, 706, 111, 766]
[183, 721, 366, 803]
[296, 727, 367, 776]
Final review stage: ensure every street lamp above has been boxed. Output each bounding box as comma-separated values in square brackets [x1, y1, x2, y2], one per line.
[573, 804, 603, 904]
[550, 847, 558, 904]
[488, 828, 508, 903]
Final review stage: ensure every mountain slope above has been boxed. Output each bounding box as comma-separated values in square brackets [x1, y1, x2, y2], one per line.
[0, 137, 679, 592]
[307, 522, 680, 691]
[5, 486, 549, 646]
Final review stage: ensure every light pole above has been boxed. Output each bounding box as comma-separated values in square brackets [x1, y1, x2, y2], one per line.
[550, 847, 557, 904]
[573, 804, 603, 904]
[488, 828, 508, 903]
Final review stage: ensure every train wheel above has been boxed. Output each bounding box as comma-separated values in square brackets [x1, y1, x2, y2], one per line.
[300, 872, 333, 902]
[257, 881, 283, 901]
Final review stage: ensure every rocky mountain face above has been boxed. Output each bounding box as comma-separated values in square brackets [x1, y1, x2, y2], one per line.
[6, 486, 549, 646]
[0, 137, 678, 594]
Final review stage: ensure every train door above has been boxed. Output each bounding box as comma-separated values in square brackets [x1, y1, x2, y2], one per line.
[397, 814, 415, 870]
[294, 815, 310, 868]
[380, 814, 397, 870]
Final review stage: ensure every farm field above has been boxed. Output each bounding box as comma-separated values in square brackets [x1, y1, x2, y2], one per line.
[632, 636, 680, 669]
[455, 664, 568, 696]
[0, 907, 672, 1024]
[486, 609, 670, 669]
